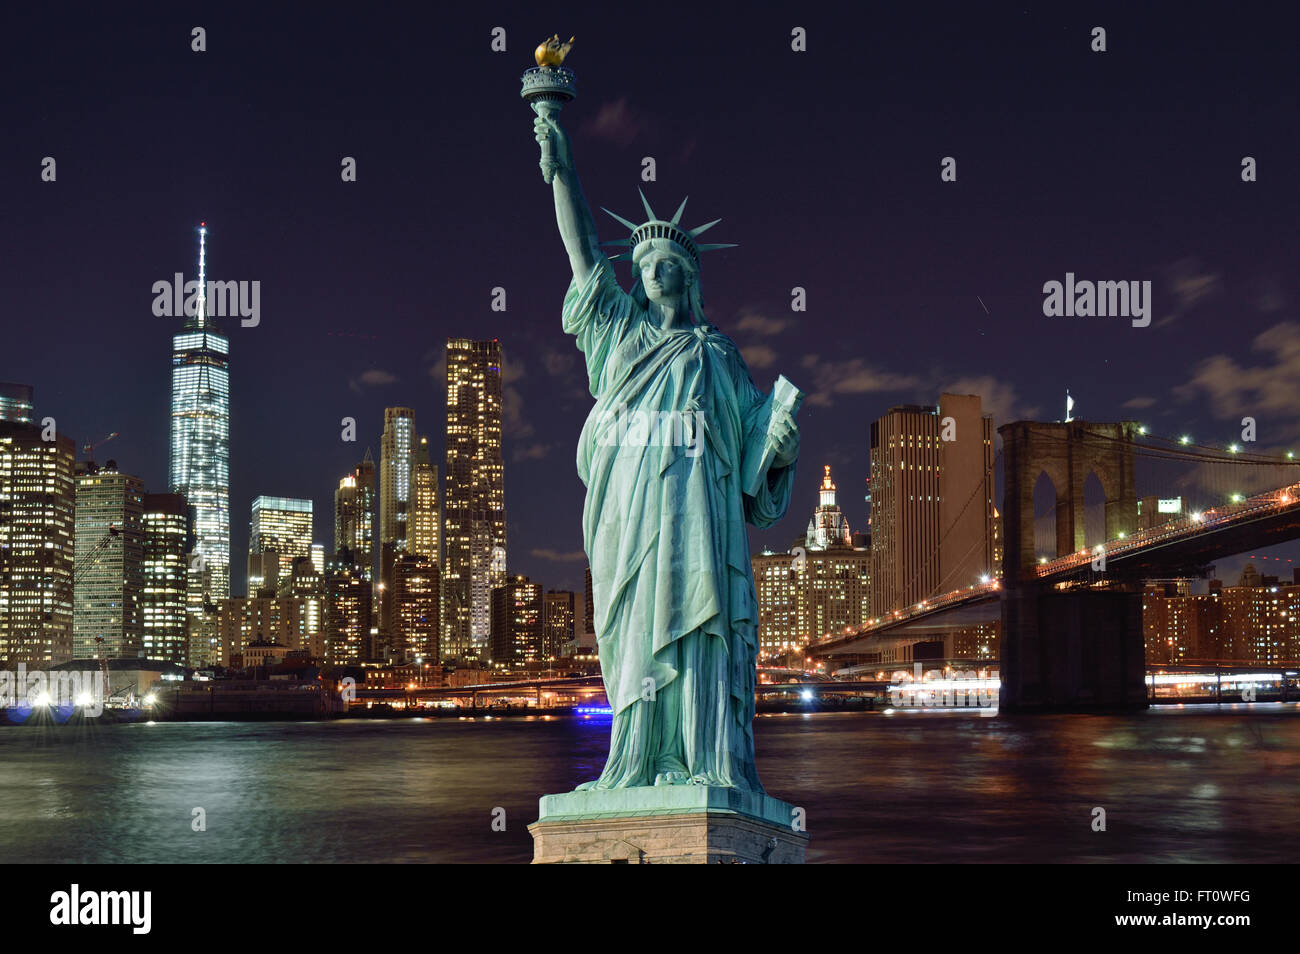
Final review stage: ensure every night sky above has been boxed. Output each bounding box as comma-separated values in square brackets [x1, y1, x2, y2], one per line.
[5, 3, 1298, 596]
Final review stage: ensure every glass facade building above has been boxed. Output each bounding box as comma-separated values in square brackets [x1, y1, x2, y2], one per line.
[170, 226, 231, 611]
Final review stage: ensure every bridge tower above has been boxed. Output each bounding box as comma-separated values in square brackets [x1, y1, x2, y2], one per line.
[998, 420, 1145, 710]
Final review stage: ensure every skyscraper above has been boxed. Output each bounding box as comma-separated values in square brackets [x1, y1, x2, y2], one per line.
[752, 466, 871, 654]
[141, 492, 192, 665]
[869, 393, 995, 615]
[543, 590, 576, 660]
[334, 450, 375, 580]
[170, 224, 231, 611]
[0, 420, 76, 666]
[444, 338, 506, 659]
[0, 382, 34, 423]
[74, 462, 145, 660]
[411, 436, 441, 565]
[489, 574, 542, 669]
[395, 552, 439, 663]
[325, 552, 373, 665]
[379, 408, 416, 553]
[249, 496, 313, 590]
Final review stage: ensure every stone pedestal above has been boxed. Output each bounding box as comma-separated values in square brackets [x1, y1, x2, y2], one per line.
[528, 786, 808, 864]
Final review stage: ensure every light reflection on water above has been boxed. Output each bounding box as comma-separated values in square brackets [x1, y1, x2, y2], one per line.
[1, 706, 1297, 863]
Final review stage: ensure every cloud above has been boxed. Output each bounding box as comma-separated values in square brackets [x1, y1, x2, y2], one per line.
[502, 385, 535, 439]
[734, 312, 792, 337]
[348, 368, 398, 393]
[943, 376, 1039, 426]
[1175, 322, 1300, 441]
[542, 349, 576, 377]
[799, 354, 923, 407]
[581, 98, 647, 146]
[1123, 395, 1158, 409]
[740, 344, 777, 370]
[1154, 257, 1222, 327]
[531, 548, 587, 562]
[512, 441, 552, 462]
[427, 353, 446, 386]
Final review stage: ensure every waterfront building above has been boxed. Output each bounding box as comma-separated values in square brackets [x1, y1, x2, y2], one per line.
[0, 420, 76, 665]
[489, 574, 542, 669]
[74, 461, 145, 660]
[249, 496, 312, 590]
[443, 338, 506, 660]
[170, 224, 231, 608]
[869, 393, 995, 615]
[0, 382, 34, 423]
[141, 492, 192, 665]
[543, 590, 576, 660]
[753, 466, 871, 654]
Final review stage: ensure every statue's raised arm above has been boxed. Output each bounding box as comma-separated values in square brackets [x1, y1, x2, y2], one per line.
[534, 114, 599, 288]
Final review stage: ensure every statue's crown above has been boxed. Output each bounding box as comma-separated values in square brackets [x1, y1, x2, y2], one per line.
[600, 191, 736, 268]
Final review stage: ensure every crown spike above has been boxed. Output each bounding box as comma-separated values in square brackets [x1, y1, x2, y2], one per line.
[670, 196, 689, 225]
[599, 238, 632, 246]
[601, 207, 639, 231]
[696, 243, 737, 252]
[637, 189, 656, 222]
[689, 218, 722, 238]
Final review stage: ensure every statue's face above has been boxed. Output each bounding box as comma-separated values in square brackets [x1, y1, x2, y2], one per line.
[639, 250, 689, 303]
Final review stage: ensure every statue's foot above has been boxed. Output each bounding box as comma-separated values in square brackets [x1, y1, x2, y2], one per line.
[574, 779, 598, 791]
[653, 771, 690, 786]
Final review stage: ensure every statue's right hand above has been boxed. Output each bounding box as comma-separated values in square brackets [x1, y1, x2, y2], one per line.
[533, 114, 572, 173]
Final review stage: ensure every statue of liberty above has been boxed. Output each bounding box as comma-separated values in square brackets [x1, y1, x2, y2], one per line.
[534, 110, 803, 793]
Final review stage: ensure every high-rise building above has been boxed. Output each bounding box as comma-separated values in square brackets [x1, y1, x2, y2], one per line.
[444, 338, 506, 659]
[584, 565, 595, 636]
[869, 394, 995, 615]
[0, 421, 76, 665]
[141, 493, 192, 665]
[753, 466, 871, 654]
[325, 552, 373, 665]
[217, 594, 321, 664]
[395, 552, 439, 663]
[411, 437, 441, 565]
[380, 408, 416, 553]
[170, 224, 231, 610]
[0, 382, 34, 423]
[489, 574, 542, 669]
[334, 451, 375, 581]
[543, 590, 576, 660]
[249, 496, 312, 590]
[74, 462, 145, 661]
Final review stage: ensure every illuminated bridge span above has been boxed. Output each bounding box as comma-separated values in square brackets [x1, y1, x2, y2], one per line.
[1036, 479, 1300, 580]
[811, 419, 1300, 710]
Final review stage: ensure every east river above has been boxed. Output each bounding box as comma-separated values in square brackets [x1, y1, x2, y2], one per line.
[2, 706, 1297, 863]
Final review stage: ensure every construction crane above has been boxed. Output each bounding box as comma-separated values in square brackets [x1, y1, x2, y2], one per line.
[74, 526, 120, 585]
[81, 431, 118, 460]
[75, 526, 120, 701]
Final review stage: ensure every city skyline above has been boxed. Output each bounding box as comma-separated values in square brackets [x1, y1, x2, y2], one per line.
[6, 6, 1300, 600]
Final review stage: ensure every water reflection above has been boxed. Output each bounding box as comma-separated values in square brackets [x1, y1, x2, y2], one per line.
[1, 706, 1296, 863]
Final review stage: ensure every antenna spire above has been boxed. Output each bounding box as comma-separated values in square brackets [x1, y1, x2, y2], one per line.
[197, 223, 208, 328]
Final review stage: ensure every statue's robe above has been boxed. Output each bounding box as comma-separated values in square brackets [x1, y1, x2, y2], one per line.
[564, 255, 797, 790]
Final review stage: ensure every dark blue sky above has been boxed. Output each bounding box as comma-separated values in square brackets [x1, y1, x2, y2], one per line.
[4, 2, 1298, 595]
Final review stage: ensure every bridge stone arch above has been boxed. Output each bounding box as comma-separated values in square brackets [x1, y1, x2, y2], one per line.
[1000, 420, 1138, 580]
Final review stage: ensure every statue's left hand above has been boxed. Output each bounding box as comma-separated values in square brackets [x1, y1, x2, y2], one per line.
[769, 409, 799, 468]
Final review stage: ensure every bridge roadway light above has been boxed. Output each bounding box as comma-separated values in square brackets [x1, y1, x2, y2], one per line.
[1229, 444, 1240, 454]
[1180, 435, 1191, 445]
